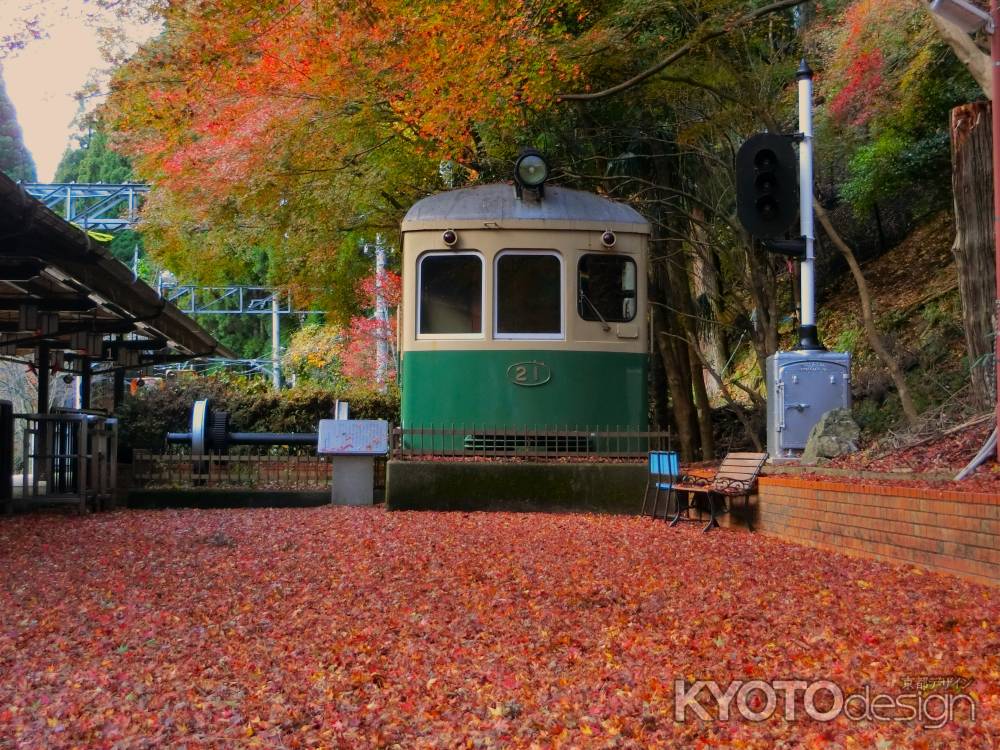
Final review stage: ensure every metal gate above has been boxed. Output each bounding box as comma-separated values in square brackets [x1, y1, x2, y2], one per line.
[13, 411, 118, 512]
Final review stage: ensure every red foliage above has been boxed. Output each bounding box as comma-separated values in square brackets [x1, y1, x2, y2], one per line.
[828, 48, 885, 126]
[337, 269, 400, 384]
[339, 314, 396, 384]
[819, 0, 926, 128]
[357, 269, 401, 310]
[0, 509, 997, 748]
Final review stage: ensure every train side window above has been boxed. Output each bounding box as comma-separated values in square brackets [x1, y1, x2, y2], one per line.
[578, 254, 637, 323]
[418, 252, 483, 335]
[495, 251, 563, 338]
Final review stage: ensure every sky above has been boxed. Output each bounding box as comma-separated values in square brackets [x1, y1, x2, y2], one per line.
[0, 2, 157, 182]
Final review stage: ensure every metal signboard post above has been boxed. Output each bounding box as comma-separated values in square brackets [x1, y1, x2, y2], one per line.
[317, 419, 389, 505]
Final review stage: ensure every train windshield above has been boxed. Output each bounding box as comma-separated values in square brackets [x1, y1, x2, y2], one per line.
[418, 253, 483, 335]
[578, 254, 637, 323]
[495, 252, 563, 338]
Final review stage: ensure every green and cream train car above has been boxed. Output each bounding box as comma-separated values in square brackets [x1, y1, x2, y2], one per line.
[399, 179, 650, 448]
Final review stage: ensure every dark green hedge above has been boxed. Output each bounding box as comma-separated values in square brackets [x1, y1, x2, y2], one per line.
[117, 376, 399, 451]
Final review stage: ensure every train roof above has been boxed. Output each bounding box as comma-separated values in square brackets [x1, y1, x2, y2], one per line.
[401, 182, 650, 233]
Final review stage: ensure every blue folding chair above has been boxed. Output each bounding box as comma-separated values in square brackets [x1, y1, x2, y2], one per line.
[641, 450, 679, 519]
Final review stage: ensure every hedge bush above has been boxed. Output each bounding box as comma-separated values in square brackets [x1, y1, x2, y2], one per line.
[117, 375, 399, 451]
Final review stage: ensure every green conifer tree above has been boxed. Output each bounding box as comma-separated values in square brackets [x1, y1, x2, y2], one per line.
[0, 66, 36, 182]
[55, 129, 132, 184]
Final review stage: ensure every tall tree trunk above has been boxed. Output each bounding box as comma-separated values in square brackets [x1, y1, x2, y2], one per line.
[688, 340, 716, 460]
[648, 319, 670, 433]
[653, 301, 698, 462]
[669, 233, 716, 460]
[951, 102, 998, 409]
[743, 234, 780, 379]
[814, 200, 921, 428]
[644, 132, 703, 462]
[689, 207, 728, 398]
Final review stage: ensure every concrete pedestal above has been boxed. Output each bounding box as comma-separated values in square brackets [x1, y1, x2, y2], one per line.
[331, 455, 375, 506]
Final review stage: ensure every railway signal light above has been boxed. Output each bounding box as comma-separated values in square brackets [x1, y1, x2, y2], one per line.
[736, 133, 799, 244]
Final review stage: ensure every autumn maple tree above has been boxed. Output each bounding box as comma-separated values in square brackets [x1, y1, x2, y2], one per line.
[103, 0, 586, 316]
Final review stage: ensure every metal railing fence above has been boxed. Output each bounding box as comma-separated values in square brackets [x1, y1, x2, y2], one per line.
[392, 425, 673, 461]
[133, 448, 332, 489]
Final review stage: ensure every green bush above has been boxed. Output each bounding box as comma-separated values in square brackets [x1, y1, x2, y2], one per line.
[117, 375, 400, 451]
[834, 326, 863, 355]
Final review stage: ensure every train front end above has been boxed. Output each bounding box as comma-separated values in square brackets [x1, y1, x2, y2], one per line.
[399, 182, 650, 451]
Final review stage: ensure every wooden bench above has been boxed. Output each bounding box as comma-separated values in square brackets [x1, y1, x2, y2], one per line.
[670, 452, 767, 532]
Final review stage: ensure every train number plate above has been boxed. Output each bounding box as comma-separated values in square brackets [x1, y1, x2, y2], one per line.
[506, 361, 551, 387]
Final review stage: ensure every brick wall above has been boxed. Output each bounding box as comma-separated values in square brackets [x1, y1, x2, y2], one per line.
[751, 476, 999, 586]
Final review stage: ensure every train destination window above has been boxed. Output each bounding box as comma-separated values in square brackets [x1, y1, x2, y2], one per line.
[495, 251, 563, 338]
[418, 252, 483, 335]
[578, 254, 637, 323]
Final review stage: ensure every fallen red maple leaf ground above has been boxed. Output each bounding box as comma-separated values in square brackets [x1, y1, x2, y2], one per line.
[0, 508, 996, 748]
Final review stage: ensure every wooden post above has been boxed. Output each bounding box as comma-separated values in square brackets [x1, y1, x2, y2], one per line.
[992, 0, 1000, 461]
[36, 344, 50, 485]
[113, 368, 125, 411]
[950, 101, 998, 409]
[79, 358, 92, 410]
[0, 401, 12, 515]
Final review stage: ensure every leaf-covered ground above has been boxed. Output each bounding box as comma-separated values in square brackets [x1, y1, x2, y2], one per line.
[0, 508, 997, 749]
[822, 420, 1000, 493]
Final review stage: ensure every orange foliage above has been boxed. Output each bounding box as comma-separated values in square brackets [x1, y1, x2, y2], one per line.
[108, 0, 583, 195]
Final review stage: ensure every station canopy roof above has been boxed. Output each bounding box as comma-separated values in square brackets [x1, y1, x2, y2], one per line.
[0, 173, 233, 370]
[401, 182, 651, 233]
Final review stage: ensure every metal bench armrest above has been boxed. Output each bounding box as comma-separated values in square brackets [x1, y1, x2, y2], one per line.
[678, 474, 711, 487]
[713, 477, 753, 494]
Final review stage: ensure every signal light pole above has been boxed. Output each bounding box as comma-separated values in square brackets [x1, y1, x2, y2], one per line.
[796, 59, 821, 351]
[735, 59, 823, 350]
[740, 61, 852, 461]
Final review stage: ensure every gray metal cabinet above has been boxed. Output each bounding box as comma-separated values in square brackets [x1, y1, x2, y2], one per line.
[766, 351, 851, 459]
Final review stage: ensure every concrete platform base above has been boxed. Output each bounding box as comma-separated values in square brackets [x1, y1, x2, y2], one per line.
[385, 460, 646, 514]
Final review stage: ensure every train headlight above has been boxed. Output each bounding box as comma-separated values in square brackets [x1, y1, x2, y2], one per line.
[514, 149, 549, 199]
[601, 230, 617, 248]
[442, 228, 458, 247]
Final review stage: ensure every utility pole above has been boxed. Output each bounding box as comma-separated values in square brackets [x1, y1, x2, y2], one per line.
[271, 291, 282, 390]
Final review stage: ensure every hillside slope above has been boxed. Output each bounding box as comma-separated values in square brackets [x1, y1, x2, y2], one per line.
[815, 212, 971, 434]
